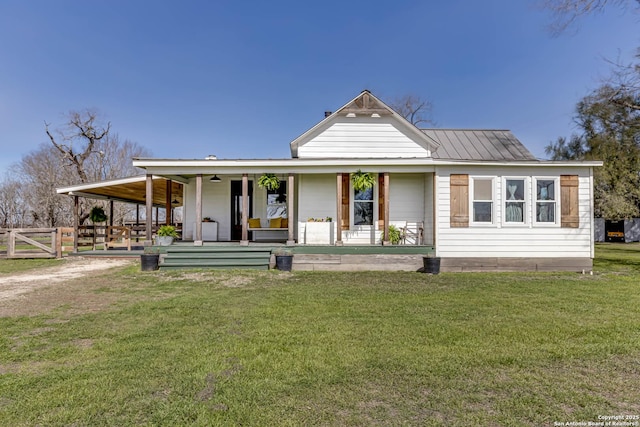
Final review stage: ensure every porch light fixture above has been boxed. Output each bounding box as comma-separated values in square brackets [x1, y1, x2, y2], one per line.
[210, 175, 222, 183]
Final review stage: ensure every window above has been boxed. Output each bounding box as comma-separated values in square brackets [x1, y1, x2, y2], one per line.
[354, 186, 374, 225]
[266, 182, 287, 219]
[505, 178, 526, 223]
[535, 178, 556, 223]
[472, 178, 493, 223]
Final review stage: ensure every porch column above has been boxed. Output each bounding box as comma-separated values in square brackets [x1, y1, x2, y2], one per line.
[145, 174, 153, 243]
[382, 172, 390, 245]
[335, 173, 343, 246]
[165, 179, 172, 225]
[73, 195, 79, 253]
[287, 173, 295, 245]
[241, 173, 249, 246]
[109, 200, 114, 227]
[194, 174, 203, 246]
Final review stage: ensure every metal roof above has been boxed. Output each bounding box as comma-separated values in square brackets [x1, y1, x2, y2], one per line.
[422, 129, 537, 161]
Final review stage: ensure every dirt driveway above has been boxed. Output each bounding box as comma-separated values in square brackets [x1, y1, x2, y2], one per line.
[0, 257, 135, 317]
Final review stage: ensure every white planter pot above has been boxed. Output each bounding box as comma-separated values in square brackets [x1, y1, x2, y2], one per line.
[302, 222, 335, 244]
[155, 236, 174, 246]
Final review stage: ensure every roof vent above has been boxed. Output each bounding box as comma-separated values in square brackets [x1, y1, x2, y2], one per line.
[324, 111, 332, 118]
[205, 155, 217, 160]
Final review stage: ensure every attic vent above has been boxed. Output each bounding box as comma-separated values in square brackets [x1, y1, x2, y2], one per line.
[205, 155, 217, 160]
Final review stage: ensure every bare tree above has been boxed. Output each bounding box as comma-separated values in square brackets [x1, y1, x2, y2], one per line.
[0, 177, 29, 227]
[539, 0, 639, 34]
[16, 144, 73, 227]
[388, 95, 436, 127]
[603, 51, 640, 112]
[1, 110, 154, 227]
[45, 109, 111, 183]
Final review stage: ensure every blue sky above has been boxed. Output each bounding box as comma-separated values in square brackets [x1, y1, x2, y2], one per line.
[0, 0, 638, 174]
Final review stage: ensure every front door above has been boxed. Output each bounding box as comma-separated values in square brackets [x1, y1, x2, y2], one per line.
[230, 180, 253, 241]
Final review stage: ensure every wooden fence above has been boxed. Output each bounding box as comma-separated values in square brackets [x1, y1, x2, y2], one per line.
[1, 224, 180, 259]
[0, 228, 59, 259]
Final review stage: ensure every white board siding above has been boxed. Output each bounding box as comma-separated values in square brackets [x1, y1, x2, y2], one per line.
[298, 118, 430, 158]
[184, 176, 233, 241]
[297, 174, 336, 242]
[388, 174, 425, 222]
[436, 166, 594, 258]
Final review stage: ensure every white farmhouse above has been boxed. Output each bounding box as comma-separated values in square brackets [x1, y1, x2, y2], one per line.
[59, 90, 600, 271]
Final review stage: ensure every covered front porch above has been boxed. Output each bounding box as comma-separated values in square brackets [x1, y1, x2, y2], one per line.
[58, 166, 437, 250]
[131, 157, 437, 248]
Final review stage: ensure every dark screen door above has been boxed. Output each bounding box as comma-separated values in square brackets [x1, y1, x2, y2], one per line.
[231, 180, 253, 241]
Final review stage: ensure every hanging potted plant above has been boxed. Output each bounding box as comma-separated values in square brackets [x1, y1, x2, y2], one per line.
[258, 173, 280, 191]
[351, 170, 376, 192]
[89, 206, 107, 223]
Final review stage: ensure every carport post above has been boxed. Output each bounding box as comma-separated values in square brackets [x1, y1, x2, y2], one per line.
[145, 174, 153, 243]
[73, 195, 79, 253]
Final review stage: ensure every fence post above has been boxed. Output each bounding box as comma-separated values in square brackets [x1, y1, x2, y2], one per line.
[7, 229, 15, 258]
[56, 228, 62, 258]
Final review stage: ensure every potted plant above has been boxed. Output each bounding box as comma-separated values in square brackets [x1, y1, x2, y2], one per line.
[273, 248, 293, 271]
[384, 224, 402, 245]
[203, 217, 214, 222]
[155, 225, 178, 246]
[258, 173, 280, 191]
[351, 170, 376, 192]
[141, 246, 160, 271]
[423, 254, 441, 274]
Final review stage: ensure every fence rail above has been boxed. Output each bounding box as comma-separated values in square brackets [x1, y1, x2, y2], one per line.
[0, 228, 58, 259]
[1, 224, 181, 259]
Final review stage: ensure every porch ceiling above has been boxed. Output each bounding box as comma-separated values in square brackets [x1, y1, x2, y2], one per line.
[57, 176, 183, 207]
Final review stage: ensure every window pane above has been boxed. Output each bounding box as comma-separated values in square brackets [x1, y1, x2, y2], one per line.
[267, 204, 287, 219]
[506, 179, 524, 201]
[267, 181, 287, 219]
[354, 202, 373, 225]
[473, 202, 492, 222]
[537, 180, 554, 201]
[354, 187, 373, 201]
[474, 179, 492, 200]
[505, 201, 524, 222]
[536, 202, 555, 222]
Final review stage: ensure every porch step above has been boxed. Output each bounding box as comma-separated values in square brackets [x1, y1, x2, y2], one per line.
[159, 246, 272, 270]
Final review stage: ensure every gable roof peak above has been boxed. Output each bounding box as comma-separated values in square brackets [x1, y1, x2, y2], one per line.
[289, 90, 442, 158]
[338, 90, 392, 117]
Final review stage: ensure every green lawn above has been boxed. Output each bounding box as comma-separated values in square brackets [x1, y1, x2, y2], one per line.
[0, 258, 63, 274]
[0, 244, 639, 426]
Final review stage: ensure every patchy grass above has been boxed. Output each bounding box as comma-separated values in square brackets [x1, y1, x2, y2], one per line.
[0, 258, 63, 274]
[0, 245, 639, 425]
